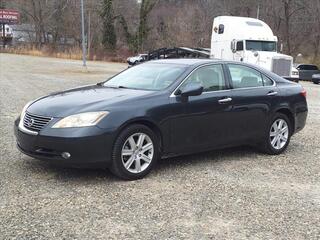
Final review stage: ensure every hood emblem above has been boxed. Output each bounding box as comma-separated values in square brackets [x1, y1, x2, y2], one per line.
[26, 118, 35, 127]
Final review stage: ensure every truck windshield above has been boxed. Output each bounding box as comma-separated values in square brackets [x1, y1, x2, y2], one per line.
[246, 40, 277, 52]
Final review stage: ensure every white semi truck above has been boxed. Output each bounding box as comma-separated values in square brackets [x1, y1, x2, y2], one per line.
[129, 15, 298, 79]
[210, 16, 298, 78]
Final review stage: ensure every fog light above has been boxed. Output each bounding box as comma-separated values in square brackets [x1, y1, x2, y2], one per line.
[61, 152, 71, 159]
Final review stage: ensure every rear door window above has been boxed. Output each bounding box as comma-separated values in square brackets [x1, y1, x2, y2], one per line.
[227, 64, 264, 88]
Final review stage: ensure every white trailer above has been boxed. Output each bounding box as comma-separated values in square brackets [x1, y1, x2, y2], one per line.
[210, 16, 298, 78]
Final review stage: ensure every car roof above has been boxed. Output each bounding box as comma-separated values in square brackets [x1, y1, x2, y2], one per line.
[144, 58, 289, 83]
[145, 58, 269, 72]
[297, 64, 318, 67]
[147, 58, 222, 66]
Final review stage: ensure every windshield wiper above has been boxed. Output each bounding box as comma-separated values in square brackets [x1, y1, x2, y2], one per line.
[97, 77, 111, 86]
[102, 85, 132, 89]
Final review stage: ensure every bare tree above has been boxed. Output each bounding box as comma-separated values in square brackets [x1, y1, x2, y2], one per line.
[118, 0, 158, 52]
[1, 0, 319, 63]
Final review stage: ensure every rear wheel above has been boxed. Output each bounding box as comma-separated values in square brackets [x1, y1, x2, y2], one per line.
[260, 113, 292, 155]
[110, 124, 159, 180]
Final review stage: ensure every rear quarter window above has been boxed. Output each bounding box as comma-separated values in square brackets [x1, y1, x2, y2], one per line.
[262, 75, 274, 86]
[309, 65, 319, 70]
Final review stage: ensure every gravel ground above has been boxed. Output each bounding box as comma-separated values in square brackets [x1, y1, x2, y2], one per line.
[0, 53, 320, 240]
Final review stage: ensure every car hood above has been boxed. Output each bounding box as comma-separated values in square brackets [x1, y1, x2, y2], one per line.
[27, 85, 154, 117]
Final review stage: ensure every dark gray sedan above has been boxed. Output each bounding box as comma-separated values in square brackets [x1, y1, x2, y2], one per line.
[296, 64, 320, 81]
[14, 59, 308, 180]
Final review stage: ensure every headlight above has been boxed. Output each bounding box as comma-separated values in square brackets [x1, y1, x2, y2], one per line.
[52, 111, 109, 128]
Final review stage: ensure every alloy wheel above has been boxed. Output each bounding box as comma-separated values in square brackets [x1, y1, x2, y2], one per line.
[121, 133, 154, 173]
[269, 119, 289, 150]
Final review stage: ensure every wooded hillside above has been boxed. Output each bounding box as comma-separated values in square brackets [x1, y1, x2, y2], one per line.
[1, 0, 319, 63]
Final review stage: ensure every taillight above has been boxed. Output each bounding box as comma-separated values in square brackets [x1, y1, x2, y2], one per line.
[301, 88, 307, 98]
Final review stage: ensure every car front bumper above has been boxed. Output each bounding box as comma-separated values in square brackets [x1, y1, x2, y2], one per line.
[14, 118, 116, 168]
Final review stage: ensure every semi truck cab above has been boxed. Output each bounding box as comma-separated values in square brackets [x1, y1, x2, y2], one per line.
[210, 16, 297, 78]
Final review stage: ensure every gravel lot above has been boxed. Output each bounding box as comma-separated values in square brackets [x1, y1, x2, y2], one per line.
[0, 53, 319, 240]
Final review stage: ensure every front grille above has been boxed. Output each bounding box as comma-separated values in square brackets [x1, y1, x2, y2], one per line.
[23, 112, 52, 132]
[272, 58, 291, 77]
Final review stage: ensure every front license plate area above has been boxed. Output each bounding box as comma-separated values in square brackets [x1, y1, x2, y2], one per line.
[18, 130, 37, 151]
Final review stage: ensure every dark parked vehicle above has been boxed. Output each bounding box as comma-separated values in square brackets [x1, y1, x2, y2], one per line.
[296, 64, 320, 81]
[312, 74, 320, 84]
[14, 59, 308, 180]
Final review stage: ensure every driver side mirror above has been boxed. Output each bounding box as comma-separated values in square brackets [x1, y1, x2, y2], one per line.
[175, 83, 203, 97]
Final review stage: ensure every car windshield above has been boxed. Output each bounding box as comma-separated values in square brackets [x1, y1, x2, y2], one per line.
[246, 40, 277, 52]
[104, 63, 187, 91]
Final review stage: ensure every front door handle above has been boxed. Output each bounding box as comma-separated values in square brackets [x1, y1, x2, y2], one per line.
[218, 97, 232, 104]
[267, 91, 278, 96]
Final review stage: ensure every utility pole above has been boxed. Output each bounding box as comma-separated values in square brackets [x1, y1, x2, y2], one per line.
[256, 3, 260, 19]
[2, 23, 5, 48]
[87, 10, 91, 60]
[81, 0, 86, 67]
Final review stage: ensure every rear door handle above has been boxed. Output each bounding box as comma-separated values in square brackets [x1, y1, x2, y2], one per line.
[218, 97, 232, 104]
[267, 91, 278, 96]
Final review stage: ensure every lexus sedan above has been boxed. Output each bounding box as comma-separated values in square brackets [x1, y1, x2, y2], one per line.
[14, 59, 308, 180]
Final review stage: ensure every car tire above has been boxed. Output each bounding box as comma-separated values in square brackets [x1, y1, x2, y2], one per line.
[110, 124, 159, 180]
[259, 113, 292, 155]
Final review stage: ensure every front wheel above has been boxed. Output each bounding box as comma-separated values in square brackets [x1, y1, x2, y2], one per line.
[110, 124, 159, 180]
[260, 113, 292, 155]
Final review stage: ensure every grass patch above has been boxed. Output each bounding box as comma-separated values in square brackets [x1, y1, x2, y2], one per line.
[0, 45, 129, 63]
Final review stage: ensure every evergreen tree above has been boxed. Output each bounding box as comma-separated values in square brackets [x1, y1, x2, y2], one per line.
[0, 0, 6, 9]
[101, 0, 116, 50]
